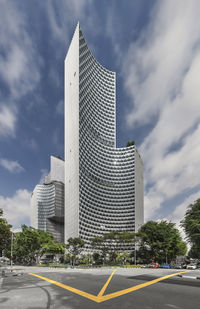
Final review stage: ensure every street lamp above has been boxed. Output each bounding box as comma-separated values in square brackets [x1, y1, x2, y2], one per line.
[10, 232, 13, 271]
[134, 236, 137, 266]
[134, 223, 142, 266]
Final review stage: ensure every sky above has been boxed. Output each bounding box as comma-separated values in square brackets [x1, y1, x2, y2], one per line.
[0, 0, 200, 239]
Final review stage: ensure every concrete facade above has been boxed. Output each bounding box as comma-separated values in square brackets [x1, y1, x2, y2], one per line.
[65, 24, 80, 241]
[64, 23, 144, 249]
[45, 156, 65, 184]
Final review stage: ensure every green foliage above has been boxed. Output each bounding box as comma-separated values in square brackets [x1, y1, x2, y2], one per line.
[126, 141, 135, 147]
[66, 237, 85, 266]
[13, 225, 59, 264]
[79, 253, 93, 265]
[116, 252, 130, 265]
[109, 251, 118, 264]
[123, 264, 141, 268]
[181, 199, 200, 258]
[93, 252, 102, 265]
[138, 221, 187, 263]
[91, 236, 109, 264]
[0, 209, 12, 257]
[64, 253, 72, 264]
[91, 231, 135, 264]
[188, 245, 200, 259]
[41, 240, 65, 256]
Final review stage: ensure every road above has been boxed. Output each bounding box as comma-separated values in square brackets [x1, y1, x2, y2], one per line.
[0, 266, 200, 309]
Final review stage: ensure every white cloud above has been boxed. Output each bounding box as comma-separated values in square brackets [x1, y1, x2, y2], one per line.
[0, 0, 41, 99]
[167, 191, 200, 227]
[162, 191, 200, 245]
[116, 0, 200, 221]
[0, 105, 16, 138]
[46, 0, 99, 50]
[123, 0, 200, 128]
[0, 0, 42, 139]
[144, 122, 200, 221]
[46, 0, 92, 42]
[0, 189, 31, 229]
[0, 158, 25, 173]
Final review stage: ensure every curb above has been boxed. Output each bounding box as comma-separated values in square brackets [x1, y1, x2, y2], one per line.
[177, 274, 200, 280]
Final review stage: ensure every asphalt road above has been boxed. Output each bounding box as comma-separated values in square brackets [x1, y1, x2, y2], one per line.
[0, 267, 200, 309]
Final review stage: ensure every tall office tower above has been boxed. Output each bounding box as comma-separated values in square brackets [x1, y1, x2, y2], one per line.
[65, 23, 144, 250]
[31, 156, 65, 242]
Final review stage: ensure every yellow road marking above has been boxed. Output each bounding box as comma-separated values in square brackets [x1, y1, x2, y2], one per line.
[28, 270, 190, 303]
[28, 273, 99, 302]
[97, 269, 117, 297]
[98, 270, 191, 302]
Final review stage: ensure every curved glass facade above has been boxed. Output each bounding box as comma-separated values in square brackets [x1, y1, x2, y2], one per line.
[36, 183, 55, 230]
[79, 29, 135, 248]
[31, 182, 64, 242]
[65, 24, 143, 250]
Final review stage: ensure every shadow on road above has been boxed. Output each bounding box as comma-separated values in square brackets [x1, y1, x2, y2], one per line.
[1, 273, 77, 309]
[126, 275, 200, 288]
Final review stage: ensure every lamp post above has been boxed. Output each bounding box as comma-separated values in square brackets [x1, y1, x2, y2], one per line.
[134, 236, 137, 266]
[10, 232, 13, 271]
[134, 223, 142, 266]
[100, 225, 105, 265]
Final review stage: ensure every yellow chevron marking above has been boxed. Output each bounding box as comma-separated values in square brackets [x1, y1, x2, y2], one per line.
[28, 272, 99, 302]
[97, 270, 190, 302]
[28, 270, 190, 303]
[97, 268, 117, 297]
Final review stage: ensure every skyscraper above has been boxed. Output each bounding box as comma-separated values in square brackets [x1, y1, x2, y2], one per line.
[31, 156, 65, 242]
[65, 23, 144, 249]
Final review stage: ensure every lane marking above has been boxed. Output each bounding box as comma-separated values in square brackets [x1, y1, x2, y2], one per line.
[98, 270, 191, 302]
[97, 269, 117, 297]
[28, 270, 191, 303]
[28, 273, 99, 302]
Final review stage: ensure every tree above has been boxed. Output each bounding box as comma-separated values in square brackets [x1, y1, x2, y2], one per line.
[41, 240, 65, 257]
[79, 253, 93, 265]
[66, 237, 85, 267]
[126, 141, 135, 147]
[181, 199, 200, 258]
[104, 231, 120, 254]
[13, 225, 55, 264]
[91, 236, 109, 265]
[116, 251, 130, 265]
[93, 252, 102, 265]
[137, 221, 187, 264]
[91, 231, 135, 264]
[0, 209, 12, 257]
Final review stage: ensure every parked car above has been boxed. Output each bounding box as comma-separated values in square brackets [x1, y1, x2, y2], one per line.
[173, 264, 186, 269]
[186, 264, 197, 270]
[159, 264, 171, 269]
[39, 258, 49, 265]
[147, 262, 159, 268]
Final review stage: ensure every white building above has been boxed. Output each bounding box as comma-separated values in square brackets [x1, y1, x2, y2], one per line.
[64, 23, 144, 250]
[31, 156, 65, 242]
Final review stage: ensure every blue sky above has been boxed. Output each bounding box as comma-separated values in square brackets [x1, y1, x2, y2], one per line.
[0, 0, 200, 236]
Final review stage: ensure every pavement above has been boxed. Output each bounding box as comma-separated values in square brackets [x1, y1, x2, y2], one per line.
[0, 266, 200, 309]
